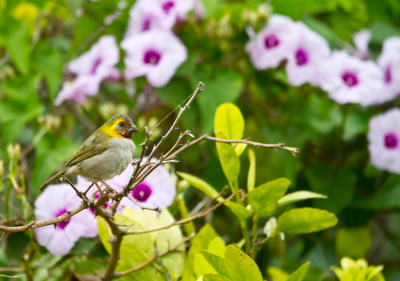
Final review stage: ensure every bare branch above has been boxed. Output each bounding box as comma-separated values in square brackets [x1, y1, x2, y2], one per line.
[126, 196, 161, 213]
[114, 234, 194, 278]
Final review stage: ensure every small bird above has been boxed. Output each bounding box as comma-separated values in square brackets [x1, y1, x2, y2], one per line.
[39, 114, 138, 192]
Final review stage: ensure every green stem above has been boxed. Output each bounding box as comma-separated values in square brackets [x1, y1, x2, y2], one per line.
[240, 220, 251, 253]
[5, 180, 11, 222]
[251, 214, 259, 259]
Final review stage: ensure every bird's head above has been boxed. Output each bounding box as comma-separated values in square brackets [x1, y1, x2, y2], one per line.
[101, 114, 138, 139]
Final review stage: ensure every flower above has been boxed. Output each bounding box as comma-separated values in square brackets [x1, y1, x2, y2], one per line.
[245, 14, 296, 70]
[377, 37, 400, 102]
[121, 30, 187, 87]
[331, 257, 384, 281]
[34, 184, 98, 256]
[351, 29, 371, 60]
[367, 108, 400, 174]
[285, 22, 330, 86]
[54, 77, 94, 106]
[55, 35, 120, 105]
[318, 51, 384, 106]
[108, 157, 176, 212]
[126, 0, 194, 37]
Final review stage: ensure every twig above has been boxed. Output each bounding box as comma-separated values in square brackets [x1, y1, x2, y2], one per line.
[103, 233, 124, 281]
[125, 192, 235, 235]
[126, 196, 161, 213]
[0, 274, 26, 278]
[0, 268, 25, 272]
[114, 234, 194, 278]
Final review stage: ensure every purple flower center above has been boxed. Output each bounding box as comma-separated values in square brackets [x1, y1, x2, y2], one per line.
[143, 50, 161, 65]
[55, 208, 70, 230]
[162, 1, 174, 14]
[384, 65, 392, 84]
[142, 18, 151, 31]
[264, 35, 279, 49]
[341, 72, 359, 87]
[295, 48, 308, 66]
[90, 58, 102, 75]
[385, 132, 398, 149]
[132, 183, 152, 202]
[89, 193, 109, 214]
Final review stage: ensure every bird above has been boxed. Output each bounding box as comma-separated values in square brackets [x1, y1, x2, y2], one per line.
[39, 114, 138, 193]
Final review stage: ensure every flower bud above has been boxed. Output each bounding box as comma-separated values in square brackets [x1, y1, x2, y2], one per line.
[7, 143, 21, 159]
[264, 217, 277, 238]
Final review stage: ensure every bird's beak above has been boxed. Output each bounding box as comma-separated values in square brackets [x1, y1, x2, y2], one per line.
[128, 124, 139, 133]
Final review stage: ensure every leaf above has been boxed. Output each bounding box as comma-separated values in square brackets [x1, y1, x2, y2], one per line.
[194, 250, 230, 278]
[5, 23, 30, 74]
[247, 149, 256, 193]
[122, 208, 159, 240]
[178, 194, 195, 236]
[203, 273, 232, 281]
[267, 267, 289, 281]
[286, 262, 310, 281]
[276, 208, 338, 234]
[224, 245, 263, 281]
[156, 210, 185, 280]
[248, 178, 290, 218]
[182, 225, 218, 281]
[117, 258, 167, 281]
[207, 237, 226, 258]
[177, 172, 221, 201]
[225, 202, 251, 220]
[191, 68, 244, 134]
[214, 103, 245, 141]
[215, 131, 240, 186]
[336, 227, 371, 259]
[97, 213, 155, 262]
[278, 191, 327, 207]
[342, 112, 369, 141]
[235, 143, 247, 157]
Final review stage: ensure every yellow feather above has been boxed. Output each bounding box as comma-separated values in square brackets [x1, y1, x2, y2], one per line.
[100, 118, 125, 139]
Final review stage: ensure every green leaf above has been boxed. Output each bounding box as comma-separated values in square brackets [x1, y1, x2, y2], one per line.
[178, 194, 195, 236]
[305, 165, 356, 214]
[267, 267, 289, 281]
[278, 191, 327, 207]
[117, 258, 167, 281]
[194, 250, 230, 278]
[215, 131, 240, 186]
[177, 172, 221, 201]
[287, 262, 310, 281]
[97, 213, 155, 262]
[214, 103, 245, 141]
[207, 237, 226, 258]
[75, 259, 104, 275]
[224, 245, 263, 281]
[225, 201, 251, 220]
[248, 178, 290, 218]
[203, 273, 232, 281]
[182, 225, 218, 281]
[235, 143, 247, 157]
[276, 208, 338, 234]
[156, 210, 185, 280]
[336, 227, 371, 259]
[191, 69, 244, 134]
[247, 149, 256, 193]
[5, 23, 30, 74]
[342, 112, 369, 141]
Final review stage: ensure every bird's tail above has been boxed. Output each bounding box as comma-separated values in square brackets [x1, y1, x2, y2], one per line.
[39, 168, 68, 191]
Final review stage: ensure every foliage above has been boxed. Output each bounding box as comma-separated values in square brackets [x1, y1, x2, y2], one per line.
[0, 0, 399, 280]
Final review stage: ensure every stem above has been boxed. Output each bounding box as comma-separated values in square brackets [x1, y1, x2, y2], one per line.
[103, 233, 124, 281]
[251, 214, 259, 259]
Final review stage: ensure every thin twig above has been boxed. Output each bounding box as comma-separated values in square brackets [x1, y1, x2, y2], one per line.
[0, 274, 26, 278]
[126, 196, 161, 213]
[0, 268, 25, 272]
[114, 234, 194, 278]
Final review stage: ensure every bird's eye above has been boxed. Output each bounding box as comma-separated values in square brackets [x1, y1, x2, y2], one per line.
[119, 122, 124, 127]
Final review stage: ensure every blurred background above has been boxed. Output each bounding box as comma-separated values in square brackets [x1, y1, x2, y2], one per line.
[1, 0, 400, 280]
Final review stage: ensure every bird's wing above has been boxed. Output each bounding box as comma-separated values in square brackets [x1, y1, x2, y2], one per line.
[65, 134, 111, 168]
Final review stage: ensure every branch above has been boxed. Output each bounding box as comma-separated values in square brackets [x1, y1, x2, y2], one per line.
[103, 233, 124, 281]
[166, 135, 300, 160]
[125, 191, 235, 236]
[114, 234, 194, 278]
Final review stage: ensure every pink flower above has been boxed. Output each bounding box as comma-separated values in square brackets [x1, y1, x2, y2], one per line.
[377, 37, 400, 102]
[351, 29, 371, 60]
[126, 0, 193, 37]
[368, 108, 400, 174]
[121, 30, 187, 87]
[55, 35, 120, 105]
[34, 184, 98, 256]
[318, 51, 384, 106]
[285, 22, 330, 86]
[108, 157, 176, 212]
[245, 14, 296, 70]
